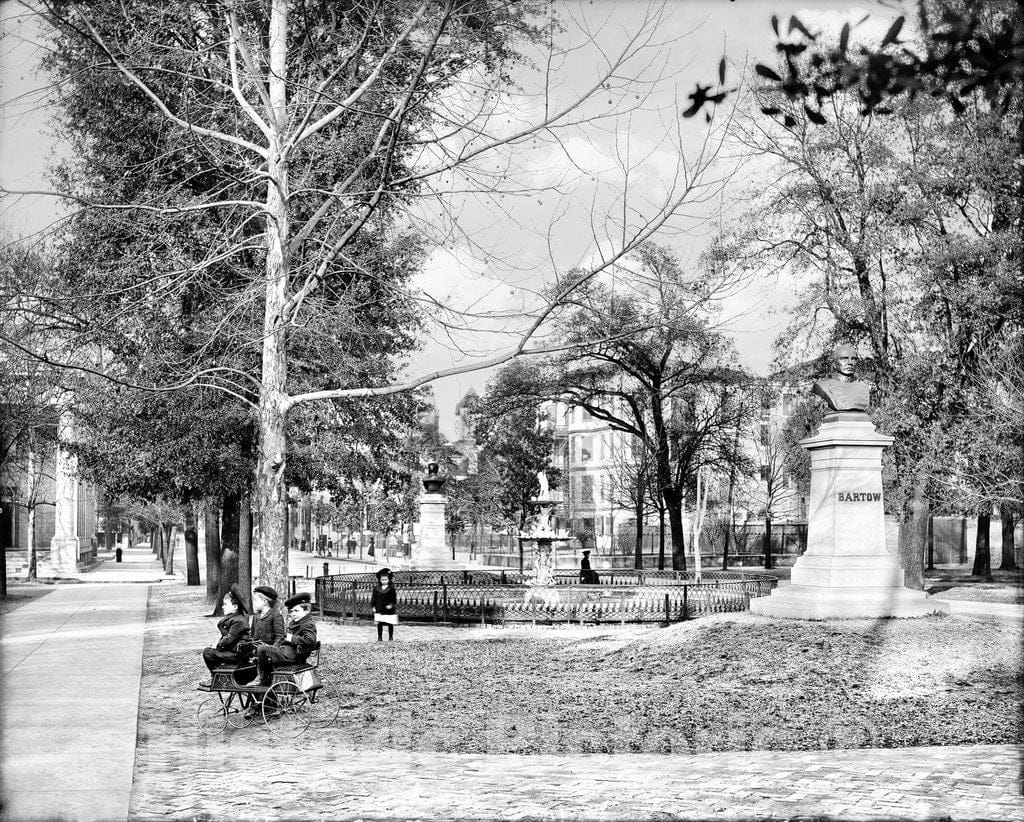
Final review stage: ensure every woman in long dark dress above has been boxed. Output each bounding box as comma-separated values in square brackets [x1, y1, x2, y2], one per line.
[370, 567, 398, 641]
[202, 584, 251, 672]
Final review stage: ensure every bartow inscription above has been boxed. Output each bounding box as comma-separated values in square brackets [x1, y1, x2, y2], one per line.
[837, 492, 882, 502]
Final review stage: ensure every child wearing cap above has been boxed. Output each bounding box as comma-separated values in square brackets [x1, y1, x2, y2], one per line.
[255, 592, 318, 686]
[250, 586, 286, 647]
[239, 585, 285, 664]
[370, 568, 399, 641]
[202, 583, 251, 673]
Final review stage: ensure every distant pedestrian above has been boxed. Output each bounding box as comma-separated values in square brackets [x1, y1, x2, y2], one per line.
[202, 584, 251, 674]
[580, 550, 599, 584]
[371, 567, 398, 641]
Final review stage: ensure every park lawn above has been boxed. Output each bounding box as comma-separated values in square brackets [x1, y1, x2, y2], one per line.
[145, 584, 1022, 755]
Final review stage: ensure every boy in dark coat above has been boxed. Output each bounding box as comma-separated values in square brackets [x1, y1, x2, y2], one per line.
[255, 592, 318, 686]
[202, 584, 251, 672]
[239, 585, 285, 662]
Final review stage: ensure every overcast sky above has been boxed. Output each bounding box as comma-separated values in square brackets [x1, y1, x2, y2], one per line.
[0, 1, 904, 435]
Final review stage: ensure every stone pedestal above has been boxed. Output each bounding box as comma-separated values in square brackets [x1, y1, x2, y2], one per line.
[750, 413, 947, 619]
[49, 412, 81, 572]
[410, 494, 463, 569]
[522, 537, 560, 607]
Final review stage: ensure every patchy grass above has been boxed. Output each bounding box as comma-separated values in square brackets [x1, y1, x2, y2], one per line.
[144, 584, 1022, 755]
[0, 582, 58, 617]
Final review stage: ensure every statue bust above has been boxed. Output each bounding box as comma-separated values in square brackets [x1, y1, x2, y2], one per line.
[811, 344, 871, 413]
[421, 461, 447, 494]
[536, 470, 550, 499]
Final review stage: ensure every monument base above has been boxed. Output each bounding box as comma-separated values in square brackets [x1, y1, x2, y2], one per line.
[49, 537, 80, 572]
[749, 584, 950, 620]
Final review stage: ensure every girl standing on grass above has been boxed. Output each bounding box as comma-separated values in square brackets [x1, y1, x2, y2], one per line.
[370, 567, 398, 641]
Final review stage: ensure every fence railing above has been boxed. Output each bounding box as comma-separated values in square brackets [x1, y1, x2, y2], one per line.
[315, 572, 776, 626]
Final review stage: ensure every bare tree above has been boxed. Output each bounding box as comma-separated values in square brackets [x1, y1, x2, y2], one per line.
[4, 2, 739, 593]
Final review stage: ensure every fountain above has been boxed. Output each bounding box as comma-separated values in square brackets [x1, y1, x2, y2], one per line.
[518, 471, 572, 607]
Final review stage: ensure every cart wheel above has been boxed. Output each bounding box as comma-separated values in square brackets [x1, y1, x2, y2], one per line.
[263, 681, 312, 740]
[308, 681, 341, 728]
[197, 697, 228, 736]
[225, 691, 258, 729]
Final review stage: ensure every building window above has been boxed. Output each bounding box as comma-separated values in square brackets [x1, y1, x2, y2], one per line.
[580, 435, 593, 462]
[760, 464, 769, 481]
[581, 475, 594, 504]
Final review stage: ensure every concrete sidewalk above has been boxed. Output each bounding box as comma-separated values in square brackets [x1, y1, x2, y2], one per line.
[1, 583, 149, 822]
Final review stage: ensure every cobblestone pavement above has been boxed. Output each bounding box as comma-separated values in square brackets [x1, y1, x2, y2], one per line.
[130, 740, 1022, 820]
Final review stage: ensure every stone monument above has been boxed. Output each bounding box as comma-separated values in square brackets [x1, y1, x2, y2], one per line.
[50, 408, 82, 572]
[750, 345, 948, 619]
[410, 461, 463, 569]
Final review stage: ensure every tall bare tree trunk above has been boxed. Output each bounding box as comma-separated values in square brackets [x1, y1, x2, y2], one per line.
[896, 472, 928, 590]
[238, 490, 253, 605]
[26, 441, 37, 581]
[657, 505, 666, 571]
[205, 504, 222, 608]
[762, 514, 773, 570]
[998, 505, 1018, 571]
[184, 507, 200, 585]
[213, 491, 242, 615]
[255, 0, 291, 598]
[301, 493, 312, 551]
[162, 523, 174, 575]
[972, 512, 992, 579]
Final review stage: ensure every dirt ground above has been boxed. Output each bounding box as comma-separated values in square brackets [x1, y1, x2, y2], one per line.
[142, 583, 1022, 756]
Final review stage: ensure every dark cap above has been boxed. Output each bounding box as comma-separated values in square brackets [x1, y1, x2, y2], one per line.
[375, 567, 392, 580]
[582, 550, 591, 556]
[253, 585, 278, 603]
[228, 583, 249, 614]
[284, 592, 312, 609]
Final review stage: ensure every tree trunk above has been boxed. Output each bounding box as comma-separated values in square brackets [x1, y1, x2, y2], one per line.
[665, 489, 686, 572]
[254, 0, 291, 599]
[215, 491, 242, 614]
[162, 523, 174, 575]
[184, 507, 200, 586]
[150, 526, 158, 556]
[633, 506, 644, 571]
[971, 512, 992, 579]
[762, 514, 773, 570]
[657, 505, 666, 571]
[238, 490, 253, 605]
[27, 506, 37, 582]
[155, 521, 165, 563]
[301, 493, 312, 552]
[205, 504, 222, 607]
[896, 472, 928, 590]
[998, 506, 1018, 571]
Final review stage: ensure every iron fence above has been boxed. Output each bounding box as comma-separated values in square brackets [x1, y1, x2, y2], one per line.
[315, 571, 775, 626]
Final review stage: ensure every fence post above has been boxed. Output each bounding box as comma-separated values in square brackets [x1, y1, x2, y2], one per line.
[664, 593, 670, 625]
[323, 562, 329, 578]
[682, 585, 688, 621]
[317, 580, 324, 618]
[480, 596, 486, 626]
[531, 597, 536, 626]
[620, 590, 626, 626]
[442, 580, 449, 623]
[432, 591, 439, 624]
